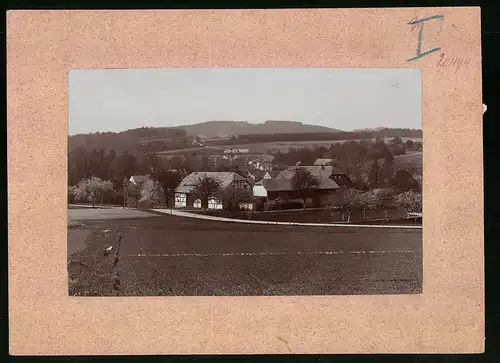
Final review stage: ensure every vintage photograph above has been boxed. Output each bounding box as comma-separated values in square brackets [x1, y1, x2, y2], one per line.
[67, 67, 423, 296]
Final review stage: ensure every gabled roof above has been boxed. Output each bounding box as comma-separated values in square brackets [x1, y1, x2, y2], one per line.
[313, 158, 334, 166]
[262, 179, 294, 191]
[265, 171, 280, 179]
[275, 166, 341, 190]
[175, 172, 247, 194]
[129, 175, 149, 185]
[250, 169, 266, 180]
[277, 166, 345, 178]
[254, 179, 264, 186]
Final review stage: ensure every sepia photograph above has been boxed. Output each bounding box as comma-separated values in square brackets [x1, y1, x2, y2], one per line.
[67, 67, 423, 296]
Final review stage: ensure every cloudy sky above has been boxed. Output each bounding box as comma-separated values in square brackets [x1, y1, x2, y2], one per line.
[68, 68, 422, 135]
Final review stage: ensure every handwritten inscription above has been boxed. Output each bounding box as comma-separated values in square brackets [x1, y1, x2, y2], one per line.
[436, 53, 471, 73]
[407, 15, 444, 62]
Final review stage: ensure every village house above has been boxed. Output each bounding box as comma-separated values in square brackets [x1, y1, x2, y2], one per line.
[252, 173, 340, 209]
[222, 148, 250, 160]
[174, 171, 252, 210]
[248, 154, 274, 171]
[281, 165, 352, 188]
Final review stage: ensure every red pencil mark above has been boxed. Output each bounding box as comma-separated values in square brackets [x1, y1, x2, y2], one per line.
[408, 17, 420, 31]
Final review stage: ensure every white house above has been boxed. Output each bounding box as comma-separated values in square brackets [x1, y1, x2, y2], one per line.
[313, 158, 334, 166]
[223, 148, 250, 154]
[248, 154, 275, 171]
[174, 171, 252, 210]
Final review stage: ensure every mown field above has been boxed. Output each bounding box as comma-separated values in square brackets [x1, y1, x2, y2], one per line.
[68, 208, 422, 296]
[198, 207, 420, 225]
[214, 137, 422, 153]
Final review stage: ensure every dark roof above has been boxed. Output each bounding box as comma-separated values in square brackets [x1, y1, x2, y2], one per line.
[175, 172, 248, 194]
[262, 177, 339, 191]
[130, 175, 150, 185]
[251, 169, 266, 180]
[266, 171, 281, 178]
[262, 179, 294, 191]
[275, 166, 341, 189]
[277, 165, 346, 178]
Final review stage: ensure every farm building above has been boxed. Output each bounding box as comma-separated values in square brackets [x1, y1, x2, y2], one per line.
[248, 159, 273, 171]
[276, 165, 352, 188]
[174, 171, 252, 210]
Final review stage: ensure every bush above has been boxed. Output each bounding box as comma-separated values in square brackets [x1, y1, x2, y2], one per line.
[268, 201, 304, 211]
[396, 190, 422, 214]
[217, 187, 253, 212]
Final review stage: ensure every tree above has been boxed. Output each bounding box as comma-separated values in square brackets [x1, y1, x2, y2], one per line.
[185, 155, 201, 171]
[396, 190, 422, 215]
[380, 152, 395, 186]
[356, 191, 376, 219]
[372, 188, 397, 220]
[368, 159, 380, 189]
[151, 169, 184, 208]
[391, 169, 420, 192]
[110, 151, 139, 181]
[217, 187, 253, 212]
[331, 189, 363, 222]
[292, 167, 320, 210]
[412, 168, 422, 190]
[168, 156, 185, 170]
[191, 176, 223, 212]
[68, 185, 79, 204]
[141, 153, 162, 172]
[139, 179, 163, 208]
[405, 139, 414, 151]
[74, 176, 115, 207]
[391, 136, 403, 145]
[201, 156, 212, 171]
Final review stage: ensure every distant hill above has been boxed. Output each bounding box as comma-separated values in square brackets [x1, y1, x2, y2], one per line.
[68, 127, 190, 154]
[176, 121, 342, 138]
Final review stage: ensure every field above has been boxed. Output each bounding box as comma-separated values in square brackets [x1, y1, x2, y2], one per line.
[199, 207, 420, 225]
[393, 152, 423, 170]
[361, 151, 422, 172]
[155, 138, 422, 155]
[68, 208, 422, 296]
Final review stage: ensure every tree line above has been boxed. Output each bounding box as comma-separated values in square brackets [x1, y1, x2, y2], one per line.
[219, 129, 422, 145]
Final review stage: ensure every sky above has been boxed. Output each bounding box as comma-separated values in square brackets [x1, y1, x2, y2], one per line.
[68, 68, 422, 135]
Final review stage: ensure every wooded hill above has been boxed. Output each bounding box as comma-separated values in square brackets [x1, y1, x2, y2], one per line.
[177, 120, 341, 137]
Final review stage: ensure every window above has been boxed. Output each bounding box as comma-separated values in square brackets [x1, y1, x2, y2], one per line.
[175, 193, 187, 207]
[234, 180, 247, 189]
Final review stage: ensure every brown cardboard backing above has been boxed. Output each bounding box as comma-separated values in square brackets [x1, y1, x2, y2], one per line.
[7, 8, 484, 354]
